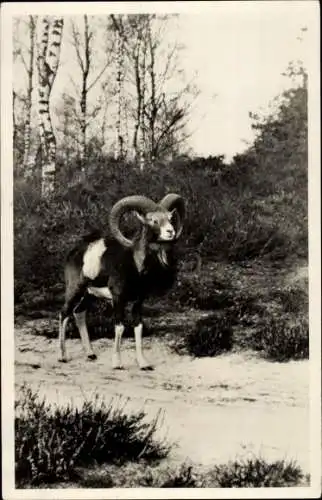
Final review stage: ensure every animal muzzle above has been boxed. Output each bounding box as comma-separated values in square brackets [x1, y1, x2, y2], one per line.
[159, 224, 176, 241]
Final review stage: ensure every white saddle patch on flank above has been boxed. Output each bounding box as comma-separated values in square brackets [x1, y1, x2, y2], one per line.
[87, 286, 113, 301]
[82, 238, 106, 280]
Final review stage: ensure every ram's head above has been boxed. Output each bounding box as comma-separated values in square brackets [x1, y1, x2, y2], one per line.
[109, 194, 186, 250]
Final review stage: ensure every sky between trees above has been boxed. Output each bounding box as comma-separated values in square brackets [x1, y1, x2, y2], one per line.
[11, 1, 317, 161]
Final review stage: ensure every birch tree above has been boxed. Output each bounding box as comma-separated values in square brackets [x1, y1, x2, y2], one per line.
[111, 14, 150, 169]
[13, 16, 37, 175]
[37, 16, 64, 196]
[111, 14, 198, 165]
[142, 16, 198, 162]
[114, 16, 126, 160]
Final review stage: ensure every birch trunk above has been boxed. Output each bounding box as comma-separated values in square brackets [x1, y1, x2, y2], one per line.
[23, 15, 36, 176]
[147, 22, 157, 163]
[79, 15, 90, 170]
[114, 22, 125, 161]
[133, 25, 146, 170]
[37, 16, 64, 197]
[138, 24, 147, 171]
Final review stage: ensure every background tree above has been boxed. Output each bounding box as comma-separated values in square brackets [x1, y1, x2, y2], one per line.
[111, 14, 198, 166]
[69, 16, 112, 170]
[112, 16, 126, 161]
[13, 16, 37, 175]
[37, 16, 64, 196]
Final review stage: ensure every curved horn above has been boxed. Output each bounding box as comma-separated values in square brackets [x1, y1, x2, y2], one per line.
[109, 195, 160, 248]
[159, 193, 186, 239]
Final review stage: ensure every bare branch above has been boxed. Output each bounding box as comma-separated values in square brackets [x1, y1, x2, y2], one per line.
[87, 59, 110, 92]
[19, 50, 29, 74]
[68, 74, 79, 95]
[70, 19, 85, 73]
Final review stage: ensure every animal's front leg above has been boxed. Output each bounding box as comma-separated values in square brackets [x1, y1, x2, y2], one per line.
[112, 297, 125, 369]
[132, 300, 153, 370]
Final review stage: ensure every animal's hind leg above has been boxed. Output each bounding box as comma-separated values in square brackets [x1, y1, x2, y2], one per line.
[73, 298, 97, 361]
[59, 265, 90, 362]
[58, 312, 69, 362]
[111, 295, 125, 369]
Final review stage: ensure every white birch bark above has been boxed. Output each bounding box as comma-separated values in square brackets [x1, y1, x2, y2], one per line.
[37, 16, 64, 197]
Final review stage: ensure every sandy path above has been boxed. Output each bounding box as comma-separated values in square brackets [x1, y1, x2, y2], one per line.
[15, 319, 310, 474]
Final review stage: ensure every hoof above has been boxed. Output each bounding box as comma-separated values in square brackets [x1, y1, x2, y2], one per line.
[140, 364, 154, 371]
[58, 357, 67, 363]
[87, 353, 97, 361]
[112, 363, 124, 370]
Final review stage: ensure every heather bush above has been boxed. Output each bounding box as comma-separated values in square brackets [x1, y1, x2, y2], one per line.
[205, 457, 305, 488]
[169, 269, 234, 310]
[255, 315, 309, 361]
[69, 458, 306, 488]
[175, 265, 309, 361]
[15, 386, 169, 487]
[183, 312, 234, 357]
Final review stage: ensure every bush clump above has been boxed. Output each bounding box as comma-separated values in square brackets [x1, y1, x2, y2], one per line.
[78, 458, 306, 488]
[184, 312, 234, 357]
[15, 386, 169, 487]
[255, 316, 309, 361]
[205, 457, 305, 487]
[169, 272, 233, 311]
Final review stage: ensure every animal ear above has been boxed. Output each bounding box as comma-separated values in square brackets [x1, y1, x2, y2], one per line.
[170, 208, 177, 219]
[133, 211, 146, 224]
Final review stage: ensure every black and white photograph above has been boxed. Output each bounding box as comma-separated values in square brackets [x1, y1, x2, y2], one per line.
[1, 1, 321, 498]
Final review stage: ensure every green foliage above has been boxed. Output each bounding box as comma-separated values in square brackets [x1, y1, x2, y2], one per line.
[15, 386, 169, 487]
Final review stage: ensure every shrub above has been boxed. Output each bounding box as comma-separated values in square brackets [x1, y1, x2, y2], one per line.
[206, 457, 304, 487]
[183, 312, 234, 357]
[255, 315, 309, 361]
[169, 271, 234, 310]
[160, 464, 199, 487]
[15, 386, 169, 487]
[272, 286, 308, 314]
[75, 457, 306, 488]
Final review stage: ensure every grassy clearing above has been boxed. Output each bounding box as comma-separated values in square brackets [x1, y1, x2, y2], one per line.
[15, 385, 169, 487]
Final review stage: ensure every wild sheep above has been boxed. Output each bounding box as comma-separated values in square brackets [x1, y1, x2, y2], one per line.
[58, 193, 185, 369]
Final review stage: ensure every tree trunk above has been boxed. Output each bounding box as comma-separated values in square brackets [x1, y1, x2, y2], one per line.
[79, 15, 90, 170]
[133, 24, 146, 170]
[114, 22, 125, 161]
[133, 35, 141, 161]
[37, 16, 64, 197]
[23, 15, 36, 176]
[147, 22, 157, 163]
[138, 25, 147, 171]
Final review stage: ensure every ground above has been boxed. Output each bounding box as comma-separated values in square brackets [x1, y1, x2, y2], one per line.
[15, 310, 310, 476]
